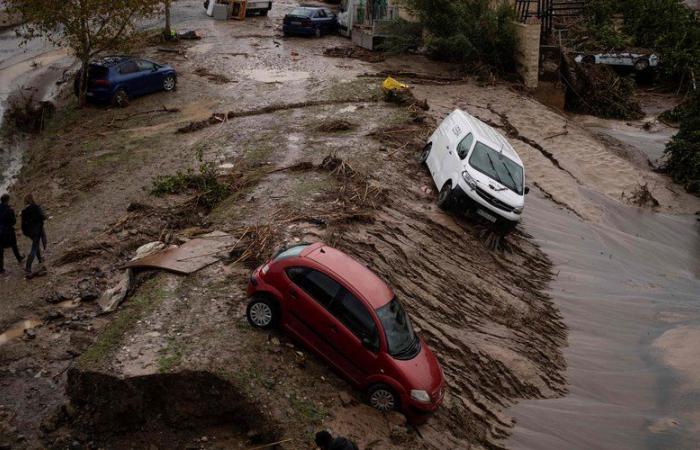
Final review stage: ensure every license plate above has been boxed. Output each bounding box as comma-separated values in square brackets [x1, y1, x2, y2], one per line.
[86, 92, 94, 97]
[291, 21, 301, 25]
[477, 209, 497, 223]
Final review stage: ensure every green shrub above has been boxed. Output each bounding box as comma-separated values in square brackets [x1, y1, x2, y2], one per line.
[663, 93, 700, 194]
[397, 0, 519, 75]
[150, 163, 229, 209]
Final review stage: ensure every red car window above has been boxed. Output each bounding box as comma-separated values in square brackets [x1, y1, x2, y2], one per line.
[286, 267, 340, 308]
[330, 289, 379, 350]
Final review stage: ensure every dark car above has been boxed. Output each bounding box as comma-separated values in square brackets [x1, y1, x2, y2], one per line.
[74, 56, 177, 106]
[247, 242, 445, 424]
[283, 7, 338, 37]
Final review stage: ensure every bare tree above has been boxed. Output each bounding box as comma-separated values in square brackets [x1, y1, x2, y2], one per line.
[6, 0, 159, 106]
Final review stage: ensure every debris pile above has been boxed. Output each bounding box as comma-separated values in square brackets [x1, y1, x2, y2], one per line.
[316, 119, 356, 132]
[323, 46, 386, 63]
[2, 93, 55, 134]
[562, 56, 643, 120]
[193, 67, 233, 84]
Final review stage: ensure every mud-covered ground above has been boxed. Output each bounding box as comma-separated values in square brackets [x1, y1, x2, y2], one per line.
[1, 1, 699, 449]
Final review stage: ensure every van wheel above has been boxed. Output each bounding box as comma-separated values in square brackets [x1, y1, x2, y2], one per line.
[437, 181, 453, 210]
[419, 143, 432, 164]
[112, 89, 129, 108]
[246, 295, 279, 329]
[368, 384, 399, 412]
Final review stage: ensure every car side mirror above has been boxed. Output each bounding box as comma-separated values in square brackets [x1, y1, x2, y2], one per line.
[524, 186, 530, 195]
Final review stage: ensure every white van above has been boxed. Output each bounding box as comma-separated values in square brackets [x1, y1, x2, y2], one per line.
[204, 0, 273, 16]
[420, 109, 529, 234]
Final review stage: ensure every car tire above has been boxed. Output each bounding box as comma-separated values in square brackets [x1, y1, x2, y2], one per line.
[634, 58, 650, 72]
[437, 181, 453, 210]
[419, 143, 432, 164]
[163, 75, 177, 92]
[495, 219, 518, 236]
[314, 26, 322, 38]
[246, 295, 279, 329]
[112, 89, 129, 108]
[368, 384, 399, 413]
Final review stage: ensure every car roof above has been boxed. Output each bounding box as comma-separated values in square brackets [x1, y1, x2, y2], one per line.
[452, 109, 523, 166]
[91, 56, 133, 67]
[302, 243, 394, 310]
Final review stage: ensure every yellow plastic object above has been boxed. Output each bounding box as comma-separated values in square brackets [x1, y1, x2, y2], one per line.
[382, 76, 408, 92]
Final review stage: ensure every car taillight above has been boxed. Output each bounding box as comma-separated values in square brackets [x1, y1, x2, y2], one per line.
[93, 79, 109, 86]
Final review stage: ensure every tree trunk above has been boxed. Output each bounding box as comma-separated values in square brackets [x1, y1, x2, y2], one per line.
[78, 57, 90, 107]
[164, 0, 172, 35]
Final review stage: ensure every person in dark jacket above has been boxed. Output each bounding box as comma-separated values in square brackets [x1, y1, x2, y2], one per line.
[21, 194, 47, 276]
[0, 194, 24, 274]
[315, 431, 359, 450]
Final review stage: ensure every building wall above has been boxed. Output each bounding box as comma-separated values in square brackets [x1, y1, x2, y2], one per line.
[514, 21, 541, 89]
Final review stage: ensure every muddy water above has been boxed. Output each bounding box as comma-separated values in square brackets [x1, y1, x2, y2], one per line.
[0, 318, 41, 345]
[509, 190, 700, 449]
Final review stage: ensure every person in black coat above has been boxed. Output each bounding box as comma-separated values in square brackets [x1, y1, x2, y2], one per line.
[0, 194, 24, 274]
[315, 431, 359, 450]
[21, 193, 47, 276]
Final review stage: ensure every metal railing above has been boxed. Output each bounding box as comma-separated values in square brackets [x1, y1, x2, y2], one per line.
[516, 0, 586, 35]
[353, 3, 400, 27]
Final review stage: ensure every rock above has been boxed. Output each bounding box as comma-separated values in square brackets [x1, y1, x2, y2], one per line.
[338, 391, 354, 406]
[132, 241, 166, 261]
[23, 329, 36, 340]
[45, 311, 65, 321]
[270, 337, 280, 346]
[389, 424, 410, 444]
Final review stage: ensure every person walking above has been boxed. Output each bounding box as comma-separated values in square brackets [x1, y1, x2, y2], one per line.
[315, 431, 359, 450]
[21, 194, 47, 277]
[0, 194, 24, 274]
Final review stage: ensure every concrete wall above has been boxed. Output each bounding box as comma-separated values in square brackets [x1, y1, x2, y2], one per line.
[514, 20, 541, 89]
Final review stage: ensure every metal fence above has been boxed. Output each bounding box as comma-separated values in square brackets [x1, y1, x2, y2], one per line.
[516, 0, 586, 36]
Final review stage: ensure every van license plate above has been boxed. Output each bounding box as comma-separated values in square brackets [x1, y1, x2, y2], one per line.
[477, 209, 497, 223]
[291, 21, 301, 25]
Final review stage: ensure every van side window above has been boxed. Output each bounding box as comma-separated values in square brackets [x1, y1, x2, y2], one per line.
[119, 61, 139, 74]
[457, 133, 474, 160]
[286, 268, 340, 308]
[329, 289, 379, 351]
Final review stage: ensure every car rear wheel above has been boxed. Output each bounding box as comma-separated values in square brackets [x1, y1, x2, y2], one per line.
[163, 75, 176, 92]
[246, 296, 279, 329]
[112, 89, 129, 108]
[314, 26, 322, 38]
[368, 384, 399, 412]
[419, 143, 432, 164]
[437, 181, 453, 210]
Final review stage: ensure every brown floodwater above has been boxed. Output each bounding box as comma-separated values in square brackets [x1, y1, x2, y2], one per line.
[509, 189, 700, 449]
[0, 318, 41, 346]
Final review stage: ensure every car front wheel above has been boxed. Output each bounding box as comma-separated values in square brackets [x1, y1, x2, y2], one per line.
[368, 384, 399, 412]
[437, 181, 453, 210]
[163, 75, 177, 92]
[246, 296, 279, 329]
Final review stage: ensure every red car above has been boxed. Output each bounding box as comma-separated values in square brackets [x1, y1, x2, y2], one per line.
[246, 242, 445, 422]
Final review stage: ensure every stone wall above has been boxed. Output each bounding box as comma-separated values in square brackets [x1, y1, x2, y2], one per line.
[514, 20, 541, 89]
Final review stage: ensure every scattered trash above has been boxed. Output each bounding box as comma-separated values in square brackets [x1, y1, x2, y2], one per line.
[381, 76, 429, 111]
[124, 231, 238, 274]
[178, 30, 203, 40]
[97, 269, 134, 313]
[624, 183, 660, 208]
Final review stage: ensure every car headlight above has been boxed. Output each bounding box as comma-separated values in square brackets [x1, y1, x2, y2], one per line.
[410, 389, 431, 403]
[513, 206, 524, 214]
[461, 170, 476, 189]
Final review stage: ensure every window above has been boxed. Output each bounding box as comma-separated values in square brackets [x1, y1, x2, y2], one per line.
[330, 289, 378, 350]
[119, 61, 139, 74]
[136, 59, 157, 71]
[376, 298, 419, 359]
[316, 9, 326, 18]
[457, 133, 474, 160]
[273, 244, 309, 262]
[468, 142, 524, 194]
[286, 268, 341, 308]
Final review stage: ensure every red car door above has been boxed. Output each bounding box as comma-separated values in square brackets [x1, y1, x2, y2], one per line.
[283, 267, 349, 370]
[325, 287, 382, 386]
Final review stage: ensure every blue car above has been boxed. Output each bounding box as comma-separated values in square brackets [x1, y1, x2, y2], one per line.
[283, 7, 338, 38]
[74, 56, 177, 106]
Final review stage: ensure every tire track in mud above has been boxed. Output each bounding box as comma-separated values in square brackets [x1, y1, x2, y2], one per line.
[323, 155, 567, 447]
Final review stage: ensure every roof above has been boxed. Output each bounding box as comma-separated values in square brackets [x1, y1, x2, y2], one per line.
[91, 56, 132, 67]
[304, 244, 394, 309]
[453, 109, 522, 165]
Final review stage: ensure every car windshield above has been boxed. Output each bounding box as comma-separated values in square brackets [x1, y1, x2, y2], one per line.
[468, 142, 524, 195]
[273, 244, 310, 261]
[376, 298, 419, 359]
[289, 8, 312, 17]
